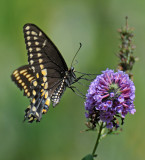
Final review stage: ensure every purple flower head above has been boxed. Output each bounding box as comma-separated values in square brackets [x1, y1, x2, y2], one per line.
[85, 69, 136, 129]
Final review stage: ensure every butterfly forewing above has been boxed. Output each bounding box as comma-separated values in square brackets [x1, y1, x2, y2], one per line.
[23, 24, 68, 98]
[23, 24, 68, 74]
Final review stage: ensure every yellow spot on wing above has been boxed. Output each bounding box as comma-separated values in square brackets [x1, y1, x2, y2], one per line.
[23, 72, 28, 76]
[39, 32, 42, 36]
[18, 79, 22, 83]
[26, 74, 31, 78]
[25, 89, 28, 93]
[34, 36, 38, 40]
[41, 91, 45, 97]
[36, 73, 39, 79]
[20, 69, 27, 74]
[13, 70, 18, 75]
[16, 76, 20, 80]
[45, 98, 50, 106]
[41, 89, 44, 92]
[42, 109, 47, 114]
[29, 117, 34, 122]
[25, 26, 30, 30]
[26, 31, 30, 35]
[29, 48, 32, 52]
[41, 83, 44, 86]
[31, 66, 35, 72]
[44, 92, 48, 99]
[21, 82, 25, 86]
[36, 48, 41, 51]
[32, 106, 36, 112]
[30, 54, 33, 58]
[32, 90, 36, 96]
[35, 42, 39, 45]
[36, 112, 39, 117]
[27, 36, 31, 40]
[28, 114, 32, 118]
[37, 53, 42, 57]
[30, 60, 34, 65]
[43, 77, 47, 82]
[28, 77, 33, 81]
[27, 42, 31, 46]
[15, 73, 19, 77]
[44, 83, 48, 89]
[24, 86, 27, 89]
[33, 81, 37, 86]
[27, 92, 30, 97]
[31, 31, 37, 35]
[32, 98, 36, 104]
[41, 69, 47, 76]
[39, 59, 43, 63]
[40, 64, 44, 69]
[42, 40, 46, 47]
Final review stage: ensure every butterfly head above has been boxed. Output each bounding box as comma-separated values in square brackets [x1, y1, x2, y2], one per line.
[64, 67, 76, 86]
[69, 66, 76, 78]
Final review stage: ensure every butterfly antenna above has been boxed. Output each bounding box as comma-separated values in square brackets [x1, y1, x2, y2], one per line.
[71, 43, 82, 67]
[73, 59, 78, 66]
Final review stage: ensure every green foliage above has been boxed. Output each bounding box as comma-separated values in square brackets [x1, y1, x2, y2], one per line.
[82, 154, 94, 160]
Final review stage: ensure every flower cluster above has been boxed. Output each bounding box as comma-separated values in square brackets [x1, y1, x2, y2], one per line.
[85, 69, 136, 129]
[117, 16, 137, 79]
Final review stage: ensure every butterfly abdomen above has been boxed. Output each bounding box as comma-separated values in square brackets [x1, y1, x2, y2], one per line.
[51, 79, 66, 106]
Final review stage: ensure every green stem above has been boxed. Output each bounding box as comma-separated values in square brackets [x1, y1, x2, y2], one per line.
[92, 122, 104, 157]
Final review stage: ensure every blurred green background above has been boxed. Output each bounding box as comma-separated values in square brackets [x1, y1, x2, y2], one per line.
[0, 0, 144, 160]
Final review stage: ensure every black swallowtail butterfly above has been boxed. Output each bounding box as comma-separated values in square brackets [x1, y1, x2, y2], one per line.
[11, 24, 87, 122]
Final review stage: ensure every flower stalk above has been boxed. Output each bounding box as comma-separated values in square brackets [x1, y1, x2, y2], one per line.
[92, 122, 103, 157]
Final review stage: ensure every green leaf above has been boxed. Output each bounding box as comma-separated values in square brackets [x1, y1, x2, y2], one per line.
[82, 154, 94, 160]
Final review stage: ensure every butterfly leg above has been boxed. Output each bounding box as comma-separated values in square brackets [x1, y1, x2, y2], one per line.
[73, 75, 94, 85]
[69, 86, 86, 99]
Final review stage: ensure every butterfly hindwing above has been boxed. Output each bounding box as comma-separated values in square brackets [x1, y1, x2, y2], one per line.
[11, 65, 53, 122]
[11, 65, 35, 98]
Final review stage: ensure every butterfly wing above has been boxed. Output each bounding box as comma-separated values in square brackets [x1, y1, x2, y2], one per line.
[23, 23, 69, 103]
[12, 24, 70, 122]
[23, 23, 68, 74]
[11, 65, 35, 98]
